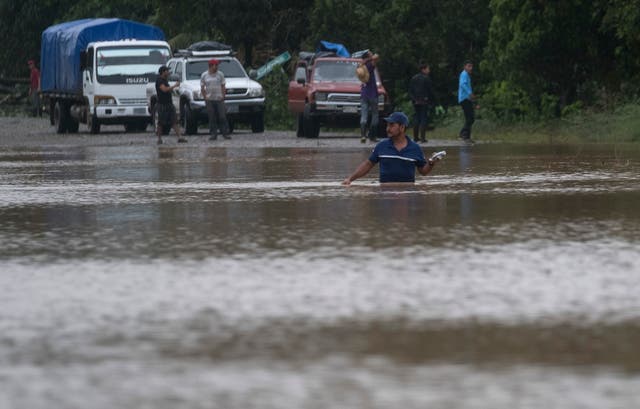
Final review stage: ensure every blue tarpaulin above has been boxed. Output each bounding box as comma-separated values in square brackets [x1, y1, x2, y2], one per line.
[317, 41, 350, 57]
[41, 18, 165, 92]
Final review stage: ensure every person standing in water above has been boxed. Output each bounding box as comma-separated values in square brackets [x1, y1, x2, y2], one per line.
[342, 112, 438, 185]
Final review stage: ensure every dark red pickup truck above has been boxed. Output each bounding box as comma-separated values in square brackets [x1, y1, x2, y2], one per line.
[288, 52, 390, 138]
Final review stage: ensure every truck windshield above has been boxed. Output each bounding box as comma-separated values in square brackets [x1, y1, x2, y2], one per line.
[186, 59, 247, 80]
[96, 46, 171, 84]
[312, 60, 360, 83]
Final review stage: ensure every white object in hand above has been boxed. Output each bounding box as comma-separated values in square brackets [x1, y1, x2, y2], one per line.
[429, 150, 447, 162]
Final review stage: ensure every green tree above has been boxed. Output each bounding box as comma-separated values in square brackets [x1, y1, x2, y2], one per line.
[154, 0, 313, 66]
[0, 0, 67, 77]
[63, 0, 157, 23]
[600, 0, 640, 96]
[481, 0, 619, 119]
[308, 0, 491, 107]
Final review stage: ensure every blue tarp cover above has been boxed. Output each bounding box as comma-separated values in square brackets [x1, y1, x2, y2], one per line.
[317, 41, 350, 57]
[41, 18, 165, 92]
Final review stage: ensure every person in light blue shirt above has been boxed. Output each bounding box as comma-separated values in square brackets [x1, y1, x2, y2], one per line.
[458, 60, 476, 142]
[342, 112, 437, 184]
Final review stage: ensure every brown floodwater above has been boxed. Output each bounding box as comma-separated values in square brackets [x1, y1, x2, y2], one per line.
[1, 142, 640, 408]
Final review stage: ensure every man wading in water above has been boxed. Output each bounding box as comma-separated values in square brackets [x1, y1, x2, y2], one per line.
[342, 111, 439, 185]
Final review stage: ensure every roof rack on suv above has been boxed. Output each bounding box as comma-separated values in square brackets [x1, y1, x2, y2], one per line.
[174, 49, 234, 58]
[297, 50, 340, 67]
[173, 40, 235, 58]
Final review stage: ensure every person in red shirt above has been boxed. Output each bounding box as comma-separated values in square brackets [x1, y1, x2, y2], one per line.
[28, 60, 41, 117]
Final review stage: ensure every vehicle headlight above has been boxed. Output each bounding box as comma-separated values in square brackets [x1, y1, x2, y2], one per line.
[95, 96, 117, 105]
[316, 92, 328, 102]
[248, 87, 264, 97]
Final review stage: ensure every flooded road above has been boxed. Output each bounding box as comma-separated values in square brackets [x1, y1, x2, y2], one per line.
[1, 131, 640, 408]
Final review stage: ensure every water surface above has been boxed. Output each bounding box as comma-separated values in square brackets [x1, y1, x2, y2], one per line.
[1, 142, 640, 408]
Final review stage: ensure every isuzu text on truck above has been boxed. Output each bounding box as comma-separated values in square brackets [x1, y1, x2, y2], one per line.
[40, 18, 171, 134]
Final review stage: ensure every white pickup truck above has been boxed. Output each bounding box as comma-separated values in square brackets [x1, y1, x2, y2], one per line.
[147, 48, 265, 134]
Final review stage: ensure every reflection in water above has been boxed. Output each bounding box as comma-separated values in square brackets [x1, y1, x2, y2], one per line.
[459, 145, 474, 222]
[1, 143, 640, 408]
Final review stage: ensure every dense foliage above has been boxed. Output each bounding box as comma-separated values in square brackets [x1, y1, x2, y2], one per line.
[1, 0, 639, 124]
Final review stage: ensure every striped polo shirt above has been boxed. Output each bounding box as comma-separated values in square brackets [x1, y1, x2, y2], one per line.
[368, 136, 427, 183]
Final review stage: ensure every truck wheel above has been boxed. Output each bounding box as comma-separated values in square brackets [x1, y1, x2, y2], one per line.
[67, 118, 79, 133]
[53, 101, 68, 134]
[303, 117, 319, 138]
[251, 111, 265, 133]
[88, 114, 100, 134]
[303, 104, 320, 138]
[227, 119, 234, 134]
[49, 100, 56, 126]
[296, 114, 304, 137]
[183, 102, 198, 135]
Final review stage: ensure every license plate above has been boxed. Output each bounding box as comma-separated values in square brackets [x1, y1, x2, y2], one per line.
[344, 106, 357, 113]
[226, 105, 239, 113]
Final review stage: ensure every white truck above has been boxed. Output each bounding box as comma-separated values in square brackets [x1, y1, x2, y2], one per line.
[146, 43, 265, 135]
[40, 18, 171, 134]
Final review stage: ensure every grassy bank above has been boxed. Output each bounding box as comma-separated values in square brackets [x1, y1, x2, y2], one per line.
[434, 103, 640, 144]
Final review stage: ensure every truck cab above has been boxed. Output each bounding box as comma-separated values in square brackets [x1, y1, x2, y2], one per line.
[82, 40, 171, 133]
[288, 53, 390, 138]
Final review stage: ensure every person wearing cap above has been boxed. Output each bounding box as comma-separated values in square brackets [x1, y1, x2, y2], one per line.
[342, 111, 437, 185]
[359, 51, 380, 143]
[155, 65, 185, 144]
[200, 58, 230, 140]
[27, 60, 41, 117]
[458, 60, 476, 143]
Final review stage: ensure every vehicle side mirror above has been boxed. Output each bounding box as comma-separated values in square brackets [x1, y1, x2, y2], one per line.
[294, 67, 306, 84]
[169, 73, 180, 82]
[248, 69, 258, 80]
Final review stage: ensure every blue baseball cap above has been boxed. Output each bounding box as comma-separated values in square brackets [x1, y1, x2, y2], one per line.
[383, 112, 409, 126]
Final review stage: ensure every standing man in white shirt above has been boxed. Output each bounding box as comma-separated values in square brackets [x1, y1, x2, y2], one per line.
[201, 58, 230, 140]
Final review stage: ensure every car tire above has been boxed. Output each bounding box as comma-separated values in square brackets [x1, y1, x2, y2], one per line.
[251, 111, 265, 133]
[53, 101, 68, 134]
[303, 104, 319, 138]
[296, 114, 304, 137]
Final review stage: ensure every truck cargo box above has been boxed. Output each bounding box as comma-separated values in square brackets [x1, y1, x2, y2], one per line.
[41, 18, 165, 93]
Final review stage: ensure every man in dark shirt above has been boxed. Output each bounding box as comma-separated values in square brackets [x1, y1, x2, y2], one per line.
[342, 112, 438, 185]
[155, 65, 185, 144]
[359, 51, 380, 143]
[408, 62, 436, 143]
